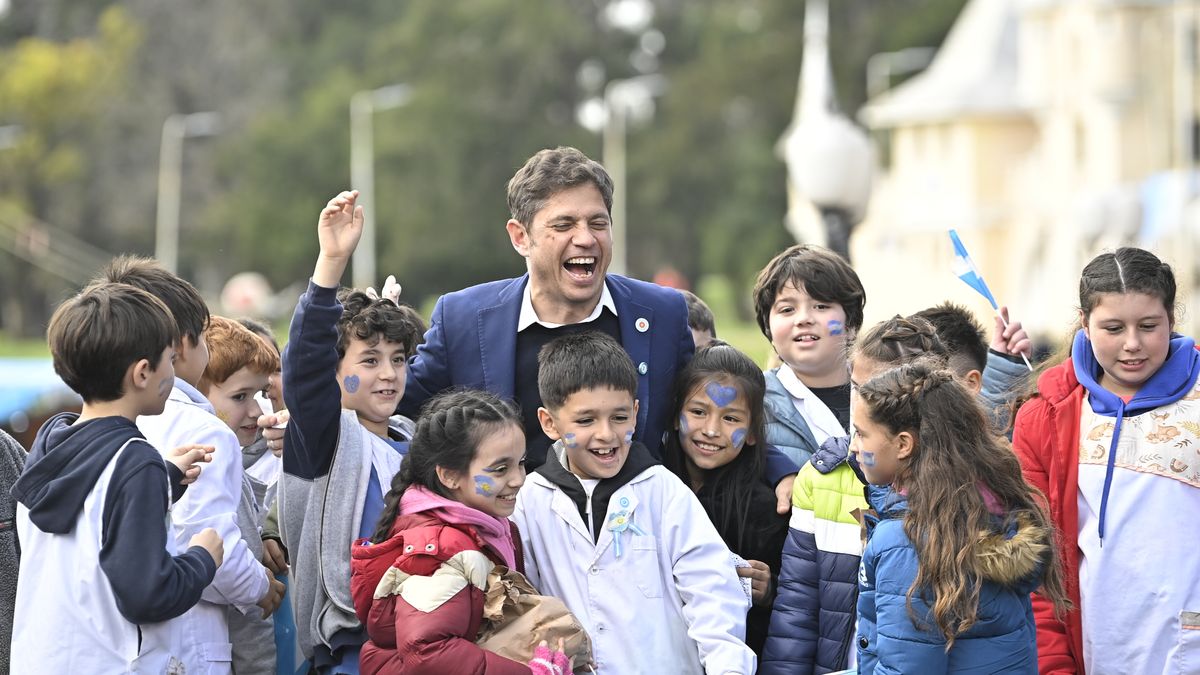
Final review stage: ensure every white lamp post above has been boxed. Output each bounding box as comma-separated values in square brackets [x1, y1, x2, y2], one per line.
[155, 112, 221, 273]
[350, 83, 411, 290]
[602, 74, 667, 277]
[780, 0, 872, 260]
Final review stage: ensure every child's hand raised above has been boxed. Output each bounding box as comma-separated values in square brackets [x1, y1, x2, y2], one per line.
[991, 306, 1032, 360]
[318, 190, 364, 260]
[167, 444, 214, 485]
[313, 190, 364, 288]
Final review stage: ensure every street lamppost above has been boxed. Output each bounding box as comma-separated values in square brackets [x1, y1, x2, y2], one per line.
[155, 112, 221, 273]
[602, 74, 667, 277]
[780, 0, 872, 261]
[350, 83, 411, 290]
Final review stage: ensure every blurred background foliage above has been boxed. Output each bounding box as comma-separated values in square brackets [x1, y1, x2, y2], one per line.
[0, 0, 966, 353]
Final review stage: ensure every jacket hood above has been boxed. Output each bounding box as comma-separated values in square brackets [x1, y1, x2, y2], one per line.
[1070, 329, 1200, 543]
[537, 439, 658, 539]
[868, 486, 1050, 591]
[975, 513, 1051, 591]
[1072, 330, 1200, 416]
[12, 413, 145, 534]
[866, 485, 907, 518]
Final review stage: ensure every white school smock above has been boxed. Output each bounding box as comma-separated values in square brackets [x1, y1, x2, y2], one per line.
[12, 439, 187, 674]
[1076, 392, 1200, 675]
[139, 380, 271, 674]
[513, 465, 756, 675]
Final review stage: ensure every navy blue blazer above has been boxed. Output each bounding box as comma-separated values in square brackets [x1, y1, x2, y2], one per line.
[397, 273, 694, 460]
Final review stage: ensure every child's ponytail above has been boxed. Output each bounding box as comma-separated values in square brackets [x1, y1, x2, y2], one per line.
[369, 389, 521, 543]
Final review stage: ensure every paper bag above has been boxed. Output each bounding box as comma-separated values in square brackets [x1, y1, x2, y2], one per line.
[476, 565, 593, 671]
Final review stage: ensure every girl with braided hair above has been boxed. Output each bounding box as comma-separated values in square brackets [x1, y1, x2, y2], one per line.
[1013, 247, 1200, 674]
[763, 315, 949, 674]
[349, 389, 570, 674]
[850, 360, 1068, 673]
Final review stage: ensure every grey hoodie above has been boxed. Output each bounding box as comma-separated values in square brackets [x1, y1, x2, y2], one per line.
[0, 429, 26, 675]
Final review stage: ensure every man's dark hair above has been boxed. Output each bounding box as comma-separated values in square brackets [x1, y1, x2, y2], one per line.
[506, 146, 614, 228]
[680, 290, 716, 337]
[48, 282, 179, 402]
[100, 255, 210, 344]
[911, 302, 989, 376]
[537, 332, 637, 411]
[751, 244, 866, 338]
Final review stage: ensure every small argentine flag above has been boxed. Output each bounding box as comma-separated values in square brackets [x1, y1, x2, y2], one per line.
[948, 229, 1032, 371]
[949, 229, 998, 309]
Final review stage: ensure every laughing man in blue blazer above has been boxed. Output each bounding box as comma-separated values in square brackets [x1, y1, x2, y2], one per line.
[396, 147, 798, 500]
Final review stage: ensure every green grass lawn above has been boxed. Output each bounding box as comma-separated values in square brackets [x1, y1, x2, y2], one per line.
[0, 333, 50, 358]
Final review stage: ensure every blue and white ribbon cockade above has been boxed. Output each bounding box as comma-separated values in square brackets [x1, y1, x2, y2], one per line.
[606, 509, 648, 558]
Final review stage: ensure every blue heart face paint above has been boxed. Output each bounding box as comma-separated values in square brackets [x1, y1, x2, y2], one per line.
[474, 474, 497, 496]
[705, 382, 738, 408]
[828, 320, 844, 336]
[342, 374, 360, 393]
[731, 428, 747, 449]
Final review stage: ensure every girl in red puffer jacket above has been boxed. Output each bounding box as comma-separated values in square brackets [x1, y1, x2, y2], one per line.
[351, 390, 569, 675]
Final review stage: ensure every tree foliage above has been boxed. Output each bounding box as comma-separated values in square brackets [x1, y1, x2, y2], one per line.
[0, 0, 966, 336]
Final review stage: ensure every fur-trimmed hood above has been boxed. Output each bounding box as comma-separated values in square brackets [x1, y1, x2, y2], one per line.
[974, 512, 1051, 592]
[867, 487, 1051, 592]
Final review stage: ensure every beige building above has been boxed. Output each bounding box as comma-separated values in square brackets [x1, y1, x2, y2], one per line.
[853, 0, 1200, 345]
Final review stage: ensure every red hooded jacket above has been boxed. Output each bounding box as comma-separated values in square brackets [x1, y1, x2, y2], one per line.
[1012, 358, 1086, 675]
[350, 511, 528, 675]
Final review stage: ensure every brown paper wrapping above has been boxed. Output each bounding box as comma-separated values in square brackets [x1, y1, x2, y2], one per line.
[476, 566, 593, 672]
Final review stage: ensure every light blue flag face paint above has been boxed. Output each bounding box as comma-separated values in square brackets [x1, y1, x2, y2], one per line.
[563, 433, 577, 449]
[342, 374, 360, 393]
[731, 428, 747, 449]
[705, 381, 738, 408]
[861, 451, 876, 467]
[828, 320, 844, 336]
[678, 413, 689, 432]
[624, 430, 634, 445]
[474, 475, 497, 497]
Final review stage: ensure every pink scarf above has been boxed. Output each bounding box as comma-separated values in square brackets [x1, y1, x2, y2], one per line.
[399, 485, 517, 569]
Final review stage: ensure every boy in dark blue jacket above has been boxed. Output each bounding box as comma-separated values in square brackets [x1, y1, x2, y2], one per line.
[11, 282, 223, 673]
[278, 190, 424, 672]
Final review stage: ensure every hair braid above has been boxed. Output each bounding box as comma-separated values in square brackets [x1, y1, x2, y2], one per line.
[856, 359, 1071, 645]
[853, 315, 949, 371]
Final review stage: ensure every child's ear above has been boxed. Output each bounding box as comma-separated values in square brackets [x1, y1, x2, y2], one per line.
[537, 407, 560, 440]
[434, 465, 460, 491]
[128, 358, 153, 392]
[963, 369, 983, 396]
[895, 430, 915, 460]
[1078, 309, 1088, 336]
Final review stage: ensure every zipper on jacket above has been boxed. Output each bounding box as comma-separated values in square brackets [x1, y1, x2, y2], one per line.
[833, 583, 860, 670]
